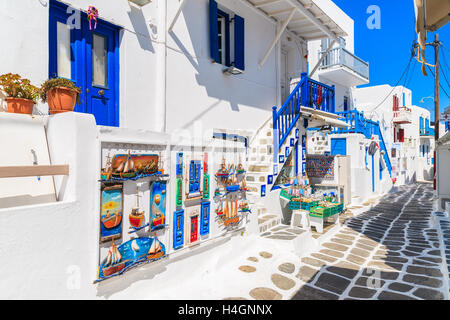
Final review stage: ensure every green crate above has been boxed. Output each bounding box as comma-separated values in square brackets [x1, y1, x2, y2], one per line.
[301, 201, 319, 211]
[289, 201, 301, 210]
[310, 206, 343, 219]
[280, 189, 294, 201]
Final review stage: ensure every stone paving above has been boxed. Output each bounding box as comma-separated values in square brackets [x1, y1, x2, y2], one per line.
[228, 183, 448, 300]
[291, 183, 447, 300]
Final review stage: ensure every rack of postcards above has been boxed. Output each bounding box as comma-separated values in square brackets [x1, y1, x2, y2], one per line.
[96, 142, 169, 283]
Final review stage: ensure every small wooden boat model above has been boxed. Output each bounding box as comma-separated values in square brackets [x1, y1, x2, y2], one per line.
[147, 234, 164, 260]
[129, 188, 145, 228]
[102, 241, 126, 277]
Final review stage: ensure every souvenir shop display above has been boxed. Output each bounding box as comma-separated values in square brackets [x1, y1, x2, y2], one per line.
[100, 151, 167, 182]
[305, 155, 335, 180]
[214, 157, 250, 230]
[97, 145, 169, 283]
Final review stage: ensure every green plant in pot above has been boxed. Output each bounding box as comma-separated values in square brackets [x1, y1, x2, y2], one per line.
[0, 73, 40, 114]
[41, 78, 81, 115]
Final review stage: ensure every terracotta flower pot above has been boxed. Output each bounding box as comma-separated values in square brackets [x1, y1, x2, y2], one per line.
[6, 97, 35, 114]
[47, 86, 77, 115]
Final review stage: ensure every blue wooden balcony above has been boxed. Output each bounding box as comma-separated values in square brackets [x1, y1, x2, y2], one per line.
[272, 73, 335, 154]
[332, 109, 392, 176]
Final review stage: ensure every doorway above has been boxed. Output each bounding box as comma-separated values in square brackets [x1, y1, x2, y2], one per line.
[49, 0, 120, 126]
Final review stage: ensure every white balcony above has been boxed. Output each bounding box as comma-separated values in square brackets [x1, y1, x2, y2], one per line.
[393, 107, 413, 124]
[318, 47, 369, 87]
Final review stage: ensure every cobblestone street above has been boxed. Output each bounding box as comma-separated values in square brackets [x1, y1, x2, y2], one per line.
[291, 183, 447, 300]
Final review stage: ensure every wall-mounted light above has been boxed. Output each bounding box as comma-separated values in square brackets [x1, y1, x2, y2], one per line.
[129, 0, 152, 7]
[223, 65, 243, 76]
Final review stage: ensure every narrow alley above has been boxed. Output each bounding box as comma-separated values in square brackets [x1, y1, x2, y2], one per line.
[290, 183, 447, 300]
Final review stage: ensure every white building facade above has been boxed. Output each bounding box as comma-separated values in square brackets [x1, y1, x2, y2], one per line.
[0, 0, 354, 298]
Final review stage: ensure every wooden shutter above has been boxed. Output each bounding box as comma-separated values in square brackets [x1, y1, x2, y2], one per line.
[234, 14, 245, 70]
[209, 0, 220, 63]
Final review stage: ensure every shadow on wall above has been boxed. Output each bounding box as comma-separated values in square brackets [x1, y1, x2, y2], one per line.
[168, 2, 274, 130]
[127, 5, 155, 53]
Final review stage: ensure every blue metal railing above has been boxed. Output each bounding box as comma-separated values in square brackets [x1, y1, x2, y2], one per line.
[332, 110, 392, 176]
[273, 73, 335, 161]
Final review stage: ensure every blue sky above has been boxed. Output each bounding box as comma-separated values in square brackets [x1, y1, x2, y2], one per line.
[332, 0, 450, 121]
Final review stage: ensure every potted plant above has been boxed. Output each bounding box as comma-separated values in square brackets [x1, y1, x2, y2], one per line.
[0, 73, 39, 114]
[40, 78, 81, 115]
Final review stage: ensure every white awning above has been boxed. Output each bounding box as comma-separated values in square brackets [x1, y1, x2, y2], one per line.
[415, 0, 450, 33]
[301, 107, 350, 129]
[241, 0, 347, 67]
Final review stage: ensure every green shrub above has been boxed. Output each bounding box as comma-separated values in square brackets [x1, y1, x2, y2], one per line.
[40, 78, 81, 103]
[0, 73, 40, 102]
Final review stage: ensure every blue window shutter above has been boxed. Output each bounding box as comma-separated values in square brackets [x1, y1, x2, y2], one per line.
[209, 0, 220, 63]
[331, 138, 347, 156]
[234, 14, 245, 70]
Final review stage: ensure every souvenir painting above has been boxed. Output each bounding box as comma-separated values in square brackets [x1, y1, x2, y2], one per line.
[128, 187, 148, 233]
[173, 210, 184, 250]
[268, 175, 273, 185]
[290, 138, 295, 147]
[200, 202, 211, 236]
[285, 147, 290, 158]
[261, 185, 266, 197]
[203, 153, 210, 200]
[274, 164, 278, 175]
[103, 152, 159, 180]
[279, 155, 285, 164]
[150, 181, 166, 231]
[96, 234, 165, 282]
[100, 184, 123, 242]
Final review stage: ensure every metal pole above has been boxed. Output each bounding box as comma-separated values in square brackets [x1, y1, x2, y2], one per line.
[434, 33, 439, 190]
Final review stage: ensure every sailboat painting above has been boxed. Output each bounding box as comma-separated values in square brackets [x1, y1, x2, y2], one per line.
[150, 181, 167, 231]
[96, 235, 166, 282]
[100, 184, 123, 242]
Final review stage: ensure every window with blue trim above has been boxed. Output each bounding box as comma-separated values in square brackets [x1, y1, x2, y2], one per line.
[210, 0, 245, 70]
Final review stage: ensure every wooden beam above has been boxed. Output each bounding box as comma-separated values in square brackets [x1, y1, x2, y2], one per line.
[168, 0, 188, 32]
[254, 0, 283, 8]
[258, 7, 296, 68]
[0, 165, 70, 178]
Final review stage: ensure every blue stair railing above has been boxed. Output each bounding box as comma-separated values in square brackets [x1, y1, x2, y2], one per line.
[273, 73, 335, 162]
[332, 110, 392, 176]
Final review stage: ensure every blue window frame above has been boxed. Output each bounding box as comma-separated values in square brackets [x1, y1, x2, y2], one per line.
[331, 138, 347, 156]
[209, 0, 245, 70]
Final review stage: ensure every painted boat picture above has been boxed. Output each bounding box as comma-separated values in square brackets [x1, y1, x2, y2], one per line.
[109, 152, 159, 179]
[97, 235, 166, 281]
[150, 181, 166, 230]
[129, 187, 145, 229]
[100, 185, 123, 242]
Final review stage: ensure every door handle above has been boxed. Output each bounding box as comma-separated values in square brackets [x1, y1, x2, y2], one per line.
[98, 90, 105, 96]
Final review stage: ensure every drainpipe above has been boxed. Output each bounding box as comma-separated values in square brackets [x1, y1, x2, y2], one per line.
[155, 0, 167, 133]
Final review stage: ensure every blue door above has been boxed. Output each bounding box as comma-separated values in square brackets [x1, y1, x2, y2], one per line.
[49, 0, 120, 126]
[331, 138, 347, 156]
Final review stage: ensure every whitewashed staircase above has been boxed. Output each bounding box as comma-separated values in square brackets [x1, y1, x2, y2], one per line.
[245, 117, 300, 233]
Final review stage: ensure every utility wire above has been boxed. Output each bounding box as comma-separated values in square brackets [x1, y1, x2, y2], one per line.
[426, 65, 450, 99]
[367, 54, 414, 113]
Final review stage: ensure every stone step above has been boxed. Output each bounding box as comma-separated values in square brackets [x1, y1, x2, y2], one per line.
[258, 214, 282, 233]
[248, 164, 270, 172]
